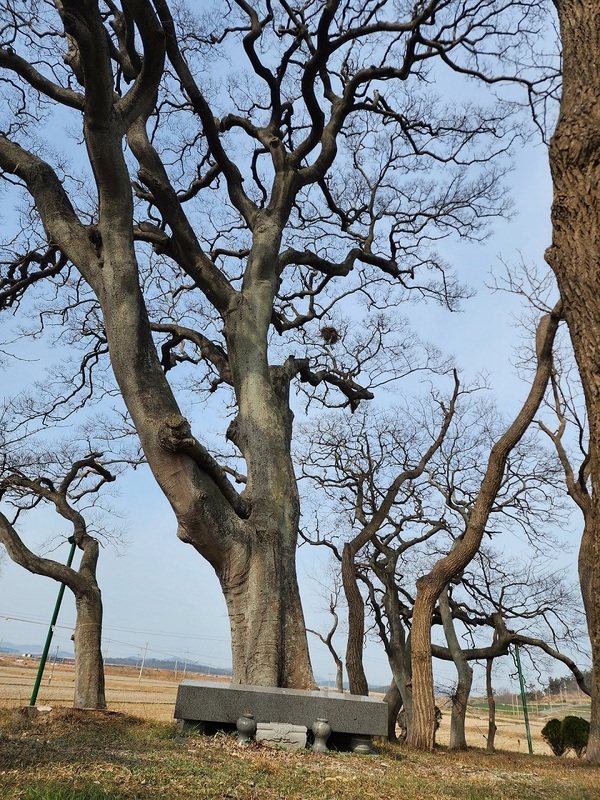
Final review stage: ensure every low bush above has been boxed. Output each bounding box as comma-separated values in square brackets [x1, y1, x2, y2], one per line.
[541, 716, 589, 758]
[561, 715, 590, 758]
[541, 718, 566, 756]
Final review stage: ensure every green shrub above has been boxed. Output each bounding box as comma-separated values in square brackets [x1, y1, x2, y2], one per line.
[541, 715, 590, 757]
[561, 715, 590, 758]
[541, 718, 567, 756]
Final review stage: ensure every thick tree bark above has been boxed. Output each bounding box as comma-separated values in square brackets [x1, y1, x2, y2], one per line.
[407, 306, 560, 750]
[342, 542, 370, 696]
[577, 520, 600, 761]
[218, 294, 315, 688]
[221, 535, 312, 687]
[546, 0, 600, 764]
[73, 589, 106, 709]
[439, 586, 472, 750]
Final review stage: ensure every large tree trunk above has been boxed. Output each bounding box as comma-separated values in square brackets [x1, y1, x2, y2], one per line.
[546, 0, 600, 764]
[439, 586, 472, 750]
[0, 3, 318, 692]
[73, 588, 106, 709]
[221, 535, 313, 687]
[79, 105, 316, 687]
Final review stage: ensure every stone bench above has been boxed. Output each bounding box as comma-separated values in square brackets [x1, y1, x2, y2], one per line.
[174, 680, 388, 753]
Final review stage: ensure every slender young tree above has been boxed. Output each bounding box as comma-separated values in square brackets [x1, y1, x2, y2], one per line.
[306, 576, 345, 693]
[485, 654, 498, 752]
[408, 305, 561, 749]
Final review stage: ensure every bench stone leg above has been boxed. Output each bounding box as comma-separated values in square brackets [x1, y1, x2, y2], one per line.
[349, 735, 377, 755]
[177, 719, 204, 734]
[236, 713, 257, 744]
[311, 718, 332, 752]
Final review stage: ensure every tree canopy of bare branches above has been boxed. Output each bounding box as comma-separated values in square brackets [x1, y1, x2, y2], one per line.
[0, 0, 558, 690]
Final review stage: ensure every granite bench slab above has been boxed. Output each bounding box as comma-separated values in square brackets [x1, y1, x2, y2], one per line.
[174, 680, 387, 751]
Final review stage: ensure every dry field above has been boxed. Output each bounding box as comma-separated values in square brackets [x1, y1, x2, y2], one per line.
[0, 653, 585, 756]
[0, 654, 211, 722]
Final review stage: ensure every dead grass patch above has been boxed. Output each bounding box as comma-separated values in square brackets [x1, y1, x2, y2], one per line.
[1, 707, 599, 800]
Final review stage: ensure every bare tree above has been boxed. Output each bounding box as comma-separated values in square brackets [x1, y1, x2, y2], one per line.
[299, 376, 460, 696]
[0, 1, 545, 687]
[299, 351, 579, 747]
[408, 305, 560, 749]
[437, 540, 586, 750]
[306, 573, 345, 693]
[0, 447, 116, 709]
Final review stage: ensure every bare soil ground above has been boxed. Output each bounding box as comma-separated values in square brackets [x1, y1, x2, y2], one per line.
[0, 654, 588, 756]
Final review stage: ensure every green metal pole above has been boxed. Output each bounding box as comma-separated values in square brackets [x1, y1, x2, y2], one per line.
[29, 537, 77, 707]
[514, 644, 534, 755]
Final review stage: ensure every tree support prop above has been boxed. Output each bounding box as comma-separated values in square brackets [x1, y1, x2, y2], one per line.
[30, 537, 77, 707]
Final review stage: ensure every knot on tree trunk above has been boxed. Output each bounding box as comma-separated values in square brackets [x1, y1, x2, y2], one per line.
[158, 415, 196, 452]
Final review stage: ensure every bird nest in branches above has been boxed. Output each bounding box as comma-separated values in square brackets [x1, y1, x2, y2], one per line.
[320, 325, 340, 345]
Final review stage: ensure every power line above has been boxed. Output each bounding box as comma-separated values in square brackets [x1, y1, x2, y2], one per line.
[1, 611, 232, 667]
[0, 609, 229, 642]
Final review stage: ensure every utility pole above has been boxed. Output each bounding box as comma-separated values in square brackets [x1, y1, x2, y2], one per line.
[47, 645, 60, 685]
[137, 642, 149, 684]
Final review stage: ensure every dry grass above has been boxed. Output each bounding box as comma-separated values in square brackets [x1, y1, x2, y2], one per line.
[1, 655, 598, 799]
[1, 707, 599, 800]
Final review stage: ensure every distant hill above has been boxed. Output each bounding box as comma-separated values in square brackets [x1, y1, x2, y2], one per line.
[105, 655, 232, 677]
[0, 642, 231, 677]
[0, 642, 76, 658]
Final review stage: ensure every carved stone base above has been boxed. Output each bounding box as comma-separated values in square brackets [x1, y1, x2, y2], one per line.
[256, 722, 307, 750]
